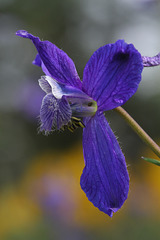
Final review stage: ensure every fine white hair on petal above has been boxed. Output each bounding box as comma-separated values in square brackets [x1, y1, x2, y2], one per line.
[39, 76, 63, 99]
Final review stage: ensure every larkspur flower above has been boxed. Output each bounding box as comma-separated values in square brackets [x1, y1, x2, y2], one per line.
[16, 30, 160, 217]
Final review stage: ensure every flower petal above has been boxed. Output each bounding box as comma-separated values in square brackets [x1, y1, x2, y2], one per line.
[82, 40, 143, 111]
[80, 113, 129, 216]
[38, 76, 52, 94]
[39, 75, 94, 100]
[40, 93, 72, 133]
[16, 30, 82, 89]
[32, 54, 41, 67]
[32, 54, 53, 77]
[142, 52, 160, 67]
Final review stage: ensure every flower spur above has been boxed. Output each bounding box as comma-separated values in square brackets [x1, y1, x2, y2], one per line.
[16, 30, 159, 216]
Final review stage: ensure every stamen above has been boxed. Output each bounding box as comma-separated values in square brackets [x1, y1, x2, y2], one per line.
[60, 117, 85, 132]
[71, 117, 85, 128]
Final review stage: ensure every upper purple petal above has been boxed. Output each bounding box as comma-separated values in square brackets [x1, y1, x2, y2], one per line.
[80, 113, 129, 217]
[16, 30, 82, 89]
[82, 40, 143, 111]
[32, 53, 53, 77]
[32, 53, 41, 67]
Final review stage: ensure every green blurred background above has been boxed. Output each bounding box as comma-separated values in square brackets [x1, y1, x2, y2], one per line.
[0, 0, 160, 239]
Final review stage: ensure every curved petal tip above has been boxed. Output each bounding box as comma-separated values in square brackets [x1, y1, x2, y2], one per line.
[16, 30, 31, 38]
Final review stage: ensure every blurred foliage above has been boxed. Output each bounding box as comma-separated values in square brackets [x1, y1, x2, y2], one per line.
[4, 0, 77, 39]
[0, 144, 160, 239]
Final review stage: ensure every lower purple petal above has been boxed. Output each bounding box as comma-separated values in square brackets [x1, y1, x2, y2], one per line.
[80, 113, 129, 217]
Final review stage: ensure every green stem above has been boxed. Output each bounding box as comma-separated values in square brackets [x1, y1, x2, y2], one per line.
[114, 106, 160, 158]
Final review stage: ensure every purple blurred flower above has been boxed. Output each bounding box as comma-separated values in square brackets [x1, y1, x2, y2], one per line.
[17, 81, 45, 119]
[32, 176, 76, 224]
[16, 30, 159, 217]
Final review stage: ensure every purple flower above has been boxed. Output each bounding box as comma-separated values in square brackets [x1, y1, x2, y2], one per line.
[16, 30, 148, 217]
[142, 53, 160, 67]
